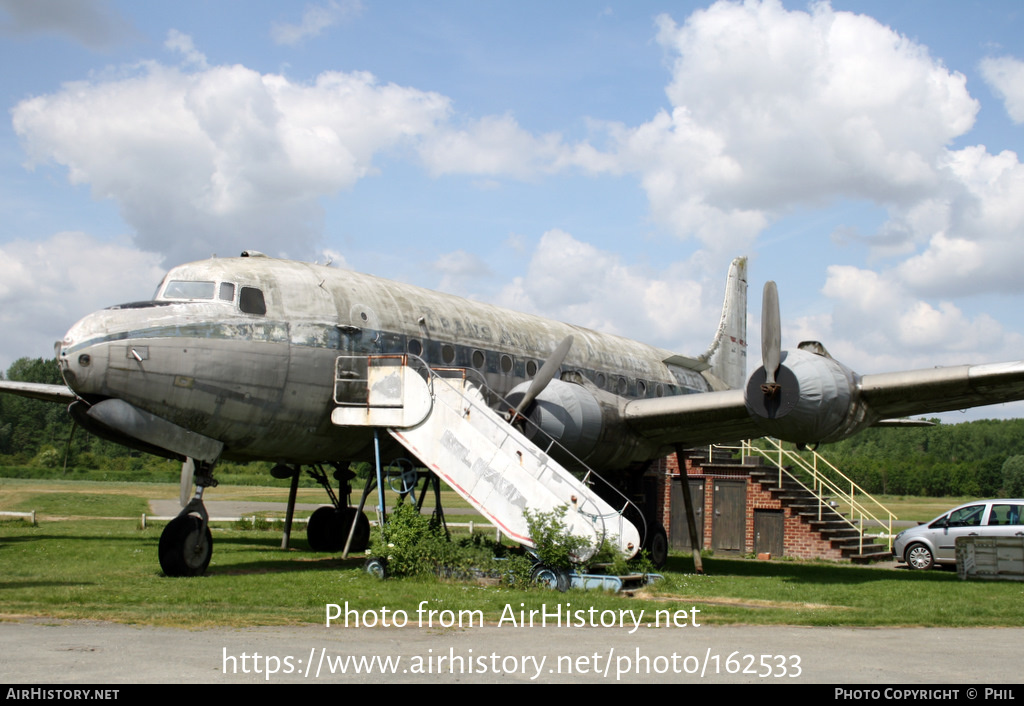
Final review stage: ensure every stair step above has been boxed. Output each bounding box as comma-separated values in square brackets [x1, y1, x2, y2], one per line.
[690, 445, 897, 566]
[850, 550, 894, 564]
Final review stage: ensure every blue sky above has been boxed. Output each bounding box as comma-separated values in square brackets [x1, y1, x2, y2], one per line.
[2, 0, 1024, 421]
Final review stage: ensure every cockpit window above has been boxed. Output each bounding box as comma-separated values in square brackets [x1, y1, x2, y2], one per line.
[163, 281, 216, 300]
[218, 282, 235, 302]
[239, 286, 266, 315]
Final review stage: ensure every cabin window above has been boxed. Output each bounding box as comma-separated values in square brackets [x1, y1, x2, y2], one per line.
[637, 380, 647, 397]
[472, 350, 485, 369]
[526, 360, 538, 377]
[617, 377, 628, 395]
[408, 339, 422, 357]
[595, 372, 606, 389]
[163, 281, 216, 300]
[218, 282, 235, 302]
[500, 354, 514, 374]
[239, 286, 267, 315]
[442, 344, 456, 365]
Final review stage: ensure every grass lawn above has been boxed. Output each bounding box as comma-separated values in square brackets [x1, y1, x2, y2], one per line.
[3, 479, 1024, 629]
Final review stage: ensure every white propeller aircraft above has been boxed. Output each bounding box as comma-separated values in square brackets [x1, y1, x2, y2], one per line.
[4, 251, 1024, 576]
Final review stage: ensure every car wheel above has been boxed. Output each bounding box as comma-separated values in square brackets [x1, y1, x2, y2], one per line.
[906, 543, 934, 570]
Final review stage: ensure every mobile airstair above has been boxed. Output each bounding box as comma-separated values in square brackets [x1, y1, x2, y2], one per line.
[330, 355, 643, 560]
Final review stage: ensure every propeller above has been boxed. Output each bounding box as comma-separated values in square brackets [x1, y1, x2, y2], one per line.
[180, 457, 195, 508]
[512, 335, 574, 418]
[760, 281, 782, 397]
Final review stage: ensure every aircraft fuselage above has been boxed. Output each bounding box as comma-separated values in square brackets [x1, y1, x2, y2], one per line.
[57, 255, 717, 469]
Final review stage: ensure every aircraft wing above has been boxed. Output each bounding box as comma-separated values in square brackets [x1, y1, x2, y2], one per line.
[0, 380, 77, 404]
[857, 361, 1024, 419]
[623, 388, 760, 447]
[623, 359, 1024, 448]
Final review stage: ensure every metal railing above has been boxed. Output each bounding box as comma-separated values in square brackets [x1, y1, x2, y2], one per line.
[717, 438, 896, 554]
[333, 353, 647, 555]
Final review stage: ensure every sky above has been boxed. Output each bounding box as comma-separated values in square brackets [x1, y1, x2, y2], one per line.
[1, 0, 1023, 422]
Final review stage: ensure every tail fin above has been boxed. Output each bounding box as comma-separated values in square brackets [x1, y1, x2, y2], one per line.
[700, 257, 748, 390]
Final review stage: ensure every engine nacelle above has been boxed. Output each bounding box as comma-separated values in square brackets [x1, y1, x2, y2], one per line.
[506, 377, 652, 470]
[507, 378, 603, 460]
[745, 346, 866, 445]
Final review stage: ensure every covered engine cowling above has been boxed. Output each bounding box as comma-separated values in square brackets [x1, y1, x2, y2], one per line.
[745, 346, 864, 445]
[507, 378, 604, 463]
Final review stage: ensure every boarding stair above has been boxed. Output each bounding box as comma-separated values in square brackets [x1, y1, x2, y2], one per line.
[686, 441, 894, 563]
[739, 439, 895, 563]
[330, 355, 643, 561]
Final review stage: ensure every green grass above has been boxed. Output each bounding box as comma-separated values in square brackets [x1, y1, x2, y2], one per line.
[3, 480, 1024, 628]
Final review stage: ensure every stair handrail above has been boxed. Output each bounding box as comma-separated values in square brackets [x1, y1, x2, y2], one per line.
[428, 363, 650, 557]
[708, 440, 895, 554]
[334, 354, 647, 558]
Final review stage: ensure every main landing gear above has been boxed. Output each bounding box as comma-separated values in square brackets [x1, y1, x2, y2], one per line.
[304, 463, 371, 554]
[159, 459, 216, 577]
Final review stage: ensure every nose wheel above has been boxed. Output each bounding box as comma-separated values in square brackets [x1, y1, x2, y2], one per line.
[159, 514, 212, 577]
[160, 459, 216, 577]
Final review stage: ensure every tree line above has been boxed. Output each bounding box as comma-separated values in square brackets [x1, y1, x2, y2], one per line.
[3, 356, 1024, 496]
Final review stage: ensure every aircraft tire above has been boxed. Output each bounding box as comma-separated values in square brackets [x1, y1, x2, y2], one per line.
[364, 556, 388, 579]
[306, 506, 339, 551]
[159, 515, 212, 577]
[530, 563, 570, 592]
[644, 524, 669, 570]
[346, 510, 371, 553]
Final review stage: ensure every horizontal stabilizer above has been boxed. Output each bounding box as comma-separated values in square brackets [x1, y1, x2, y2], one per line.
[872, 418, 935, 428]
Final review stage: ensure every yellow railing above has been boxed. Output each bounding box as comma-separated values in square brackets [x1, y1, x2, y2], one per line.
[717, 439, 896, 554]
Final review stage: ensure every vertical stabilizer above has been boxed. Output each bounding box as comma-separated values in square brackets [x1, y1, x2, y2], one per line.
[700, 257, 748, 390]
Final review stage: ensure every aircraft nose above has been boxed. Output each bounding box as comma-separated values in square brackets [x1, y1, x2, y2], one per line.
[54, 338, 75, 388]
[57, 313, 107, 396]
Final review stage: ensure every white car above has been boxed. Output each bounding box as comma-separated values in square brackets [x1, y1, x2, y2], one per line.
[893, 499, 1024, 570]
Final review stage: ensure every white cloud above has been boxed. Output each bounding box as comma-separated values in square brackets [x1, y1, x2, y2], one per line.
[419, 115, 571, 180]
[430, 250, 493, 294]
[496, 230, 717, 352]
[806, 264, 1024, 374]
[981, 55, 1024, 124]
[12, 63, 451, 264]
[582, 0, 980, 258]
[271, 0, 362, 46]
[165, 29, 207, 69]
[892, 146, 1024, 296]
[563, 0, 1024, 313]
[0, 233, 165, 371]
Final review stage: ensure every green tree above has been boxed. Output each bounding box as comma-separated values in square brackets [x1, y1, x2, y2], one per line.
[1001, 456, 1024, 497]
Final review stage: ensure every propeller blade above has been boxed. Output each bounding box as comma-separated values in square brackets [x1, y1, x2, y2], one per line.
[761, 281, 781, 394]
[180, 457, 195, 508]
[62, 421, 77, 476]
[514, 335, 573, 416]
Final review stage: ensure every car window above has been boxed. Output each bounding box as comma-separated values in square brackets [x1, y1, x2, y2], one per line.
[947, 504, 985, 528]
[986, 504, 1024, 526]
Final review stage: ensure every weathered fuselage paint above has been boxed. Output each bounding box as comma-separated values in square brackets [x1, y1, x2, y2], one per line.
[58, 256, 715, 468]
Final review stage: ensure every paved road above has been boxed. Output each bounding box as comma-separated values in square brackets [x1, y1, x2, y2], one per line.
[2, 618, 1021, 684]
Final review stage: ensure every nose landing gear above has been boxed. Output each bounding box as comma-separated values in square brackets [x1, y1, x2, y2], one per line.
[159, 459, 217, 577]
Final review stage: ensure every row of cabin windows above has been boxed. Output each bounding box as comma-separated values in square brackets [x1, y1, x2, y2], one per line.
[405, 337, 668, 398]
[160, 280, 266, 316]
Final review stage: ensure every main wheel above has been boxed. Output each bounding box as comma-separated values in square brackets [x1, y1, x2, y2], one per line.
[644, 524, 669, 569]
[307, 506, 341, 551]
[159, 515, 212, 577]
[905, 542, 935, 570]
[345, 510, 371, 553]
[530, 563, 570, 592]
[308, 507, 370, 552]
